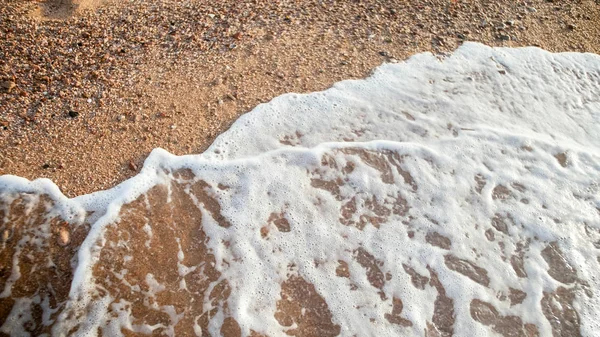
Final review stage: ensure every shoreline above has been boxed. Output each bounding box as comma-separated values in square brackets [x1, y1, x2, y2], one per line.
[1, 0, 599, 197]
[1, 40, 598, 335]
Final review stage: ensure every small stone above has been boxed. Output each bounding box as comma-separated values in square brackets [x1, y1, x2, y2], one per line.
[527, 7, 537, 13]
[207, 13, 215, 19]
[2, 229, 9, 242]
[1, 81, 16, 92]
[68, 110, 79, 118]
[379, 51, 388, 57]
[57, 227, 70, 246]
[42, 163, 50, 169]
[498, 34, 511, 41]
[457, 33, 466, 40]
[117, 115, 125, 121]
[128, 161, 137, 171]
[232, 32, 242, 40]
[567, 23, 576, 30]
[498, 69, 506, 75]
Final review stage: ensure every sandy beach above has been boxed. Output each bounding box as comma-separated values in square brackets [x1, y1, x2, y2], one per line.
[2, 2, 600, 336]
[1, 0, 599, 197]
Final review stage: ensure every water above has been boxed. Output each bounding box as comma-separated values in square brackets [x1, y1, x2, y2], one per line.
[1, 43, 599, 336]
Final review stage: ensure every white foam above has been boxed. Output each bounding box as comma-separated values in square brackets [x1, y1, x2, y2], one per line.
[1, 43, 599, 336]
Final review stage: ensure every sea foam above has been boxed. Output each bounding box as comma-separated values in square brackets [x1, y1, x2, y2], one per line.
[0, 43, 599, 336]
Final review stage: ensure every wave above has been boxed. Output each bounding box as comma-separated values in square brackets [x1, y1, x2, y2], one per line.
[1, 43, 600, 336]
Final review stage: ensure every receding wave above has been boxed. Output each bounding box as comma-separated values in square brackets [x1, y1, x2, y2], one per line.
[1, 43, 600, 336]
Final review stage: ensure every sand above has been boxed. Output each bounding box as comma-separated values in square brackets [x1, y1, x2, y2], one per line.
[2, 3, 600, 335]
[1, 0, 599, 197]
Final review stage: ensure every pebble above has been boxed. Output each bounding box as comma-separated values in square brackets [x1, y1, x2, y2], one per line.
[128, 161, 137, 171]
[1, 81, 16, 92]
[68, 110, 79, 118]
[57, 227, 70, 246]
[1, 229, 9, 242]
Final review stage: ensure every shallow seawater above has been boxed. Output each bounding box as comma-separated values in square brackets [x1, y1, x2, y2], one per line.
[1, 43, 599, 336]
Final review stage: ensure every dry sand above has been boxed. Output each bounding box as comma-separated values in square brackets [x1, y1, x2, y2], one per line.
[1, 0, 599, 197]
